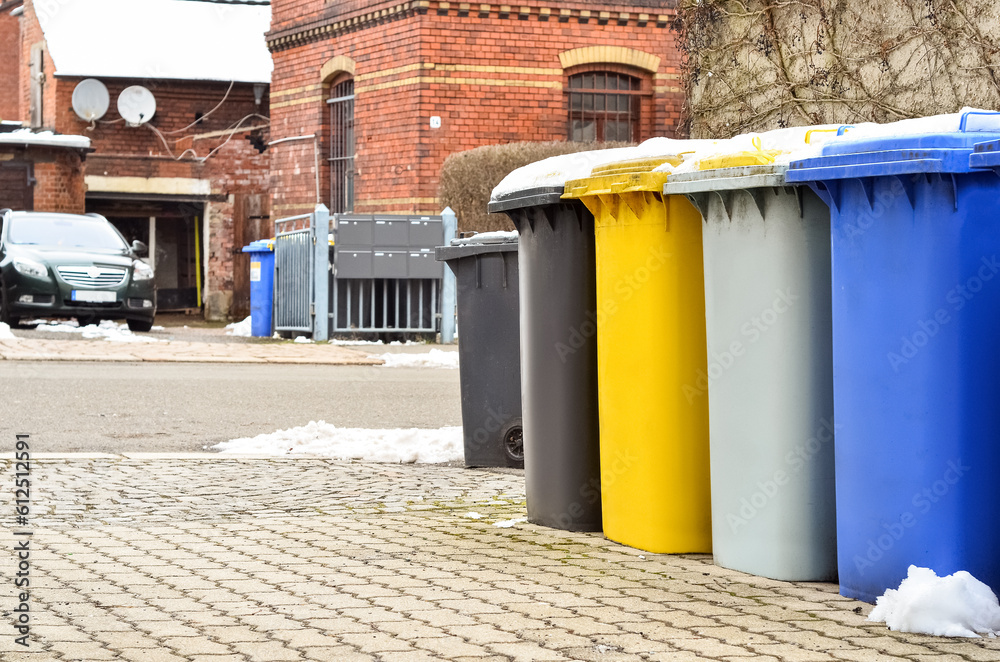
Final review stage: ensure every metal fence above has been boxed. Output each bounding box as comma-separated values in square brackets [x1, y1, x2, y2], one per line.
[273, 214, 315, 334]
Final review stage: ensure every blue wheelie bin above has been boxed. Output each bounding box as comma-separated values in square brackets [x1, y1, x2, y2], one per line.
[787, 110, 1000, 603]
[242, 239, 275, 337]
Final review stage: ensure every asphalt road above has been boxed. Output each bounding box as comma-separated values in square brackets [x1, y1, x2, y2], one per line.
[2, 361, 462, 453]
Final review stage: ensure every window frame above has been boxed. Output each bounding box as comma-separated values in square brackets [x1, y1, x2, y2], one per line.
[327, 76, 356, 214]
[565, 65, 652, 143]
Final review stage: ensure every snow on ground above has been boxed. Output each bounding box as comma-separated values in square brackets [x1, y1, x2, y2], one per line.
[29, 319, 158, 342]
[493, 517, 528, 528]
[372, 349, 459, 369]
[225, 316, 252, 337]
[293, 336, 313, 344]
[212, 421, 463, 463]
[868, 565, 1000, 638]
[329, 338, 422, 346]
[0, 322, 16, 340]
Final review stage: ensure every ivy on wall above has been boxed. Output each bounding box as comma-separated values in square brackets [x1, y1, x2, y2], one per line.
[676, 0, 1000, 137]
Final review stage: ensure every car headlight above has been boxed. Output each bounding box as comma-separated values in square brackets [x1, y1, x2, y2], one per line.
[12, 258, 47, 278]
[132, 260, 154, 281]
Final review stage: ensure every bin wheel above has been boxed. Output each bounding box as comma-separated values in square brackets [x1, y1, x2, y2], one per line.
[503, 423, 524, 463]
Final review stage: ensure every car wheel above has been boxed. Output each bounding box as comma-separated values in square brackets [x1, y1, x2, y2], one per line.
[0, 281, 19, 328]
[127, 318, 154, 332]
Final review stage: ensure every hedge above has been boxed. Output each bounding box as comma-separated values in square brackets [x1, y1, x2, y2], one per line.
[439, 141, 630, 234]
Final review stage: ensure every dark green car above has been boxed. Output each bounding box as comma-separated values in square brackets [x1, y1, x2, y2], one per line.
[0, 210, 156, 331]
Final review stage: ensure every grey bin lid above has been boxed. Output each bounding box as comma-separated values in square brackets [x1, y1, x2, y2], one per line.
[663, 164, 794, 195]
[487, 186, 567, 213]
[435, 232, 518, 262]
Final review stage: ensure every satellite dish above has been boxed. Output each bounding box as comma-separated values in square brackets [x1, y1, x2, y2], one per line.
[117, 85, 157, 126]
[71, 79, 110, 121]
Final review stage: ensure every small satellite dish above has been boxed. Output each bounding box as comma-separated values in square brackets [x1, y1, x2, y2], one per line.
[117, 85, 157, 126]
[71, 79, 110, 122]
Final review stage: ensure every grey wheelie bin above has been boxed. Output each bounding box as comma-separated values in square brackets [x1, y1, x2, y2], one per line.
[436, 233, 523, 469]
[489, 188, 602, 532]
[662, 145, 836, 581]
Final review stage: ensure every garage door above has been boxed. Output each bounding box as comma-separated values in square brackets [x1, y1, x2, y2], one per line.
[0, 162, 33, 211]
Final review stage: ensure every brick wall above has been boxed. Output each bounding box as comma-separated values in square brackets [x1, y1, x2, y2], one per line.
[31, 150, 86, 213]
[268, 0, 684, 216]
[0, 2, 22, 121]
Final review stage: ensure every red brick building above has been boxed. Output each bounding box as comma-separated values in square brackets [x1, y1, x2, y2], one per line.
[4, 0, 273, 319]
[266, 0, 685, 218]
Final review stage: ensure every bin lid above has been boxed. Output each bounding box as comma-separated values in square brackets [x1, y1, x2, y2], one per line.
[435, 231, 518, 262]
[562, 156, 682, 200]
[242, 238, 274, 252]
[787, 111, 1000, 182]
[488, 186, 567, 213]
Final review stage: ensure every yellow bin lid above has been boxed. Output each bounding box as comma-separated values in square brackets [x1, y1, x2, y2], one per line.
[563, 156, 684, 199]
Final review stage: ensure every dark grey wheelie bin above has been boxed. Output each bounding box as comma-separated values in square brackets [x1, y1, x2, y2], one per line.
[489, 188, 602, 532]
[436, 233, 524, 469]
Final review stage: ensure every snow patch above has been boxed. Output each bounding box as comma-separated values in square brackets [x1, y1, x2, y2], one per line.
[868, 565, 1000, 638]
[464, 512, 484, 520]
[493, 517, 528, 528]
[0, 129, 90, 150]
[293, 336, 313, 344]
[32, 319, 157, 342]
[0, 322, 16, 340]
[212, 421, 463, 464]
[225, 316, 252, 337]
[372, 349, 459, 369]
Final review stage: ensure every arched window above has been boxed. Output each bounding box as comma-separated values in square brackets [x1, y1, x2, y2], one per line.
[567, 71, 642, 142]
[327, 78, 355, 213]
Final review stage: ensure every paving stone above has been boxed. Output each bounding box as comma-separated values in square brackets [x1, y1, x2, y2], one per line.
[3, 456, 998, 662]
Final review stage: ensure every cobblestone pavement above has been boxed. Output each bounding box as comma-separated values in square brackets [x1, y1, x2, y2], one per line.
[0, 338, 381, 365]
[3, 456, 999, 662]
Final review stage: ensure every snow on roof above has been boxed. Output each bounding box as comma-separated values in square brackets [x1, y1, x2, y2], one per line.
[36, 0, 272, 83]
[0, 129, 91, 150]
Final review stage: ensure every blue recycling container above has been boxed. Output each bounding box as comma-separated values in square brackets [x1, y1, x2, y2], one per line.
[242, 239, 274, 337]
[786, 111, 1000, 603]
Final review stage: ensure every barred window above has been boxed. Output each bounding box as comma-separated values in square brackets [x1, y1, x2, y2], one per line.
[567, 71, 642, 143]
[327, 79, 355, 213]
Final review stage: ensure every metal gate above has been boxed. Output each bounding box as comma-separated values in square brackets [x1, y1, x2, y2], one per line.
[332, 278, 439, 333]
[273, 214, 314, 334]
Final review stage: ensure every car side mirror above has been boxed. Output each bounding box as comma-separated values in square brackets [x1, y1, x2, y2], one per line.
[131, 240, 148, 256]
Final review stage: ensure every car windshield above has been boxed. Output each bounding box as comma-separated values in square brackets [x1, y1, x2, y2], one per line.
[7, 215, 128, 251]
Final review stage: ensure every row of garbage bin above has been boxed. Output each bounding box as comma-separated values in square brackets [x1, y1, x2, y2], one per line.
[437, 110, 1000, 605]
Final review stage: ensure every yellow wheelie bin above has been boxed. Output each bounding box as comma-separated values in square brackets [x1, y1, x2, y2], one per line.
[563, 157, 712, 554]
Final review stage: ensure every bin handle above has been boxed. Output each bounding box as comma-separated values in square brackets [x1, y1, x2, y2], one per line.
[959, 110, 1000, 132]
[805, 129, 838, 144]
[836, 125, 854, 136]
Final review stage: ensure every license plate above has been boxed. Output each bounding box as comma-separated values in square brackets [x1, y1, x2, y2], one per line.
[72, 290, 116, 303]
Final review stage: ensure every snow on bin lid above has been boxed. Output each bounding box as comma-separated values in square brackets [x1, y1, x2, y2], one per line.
[664, 125, 845, 194]
[435, 231, 517, 262]
[451, 231, 518, 246]
[490, 137, 715, 204]
[787, 109, 1000, 182]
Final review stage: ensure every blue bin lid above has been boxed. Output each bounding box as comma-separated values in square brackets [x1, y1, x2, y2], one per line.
[787, 111, 1000, 182]
[242, 239, 274, 253]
